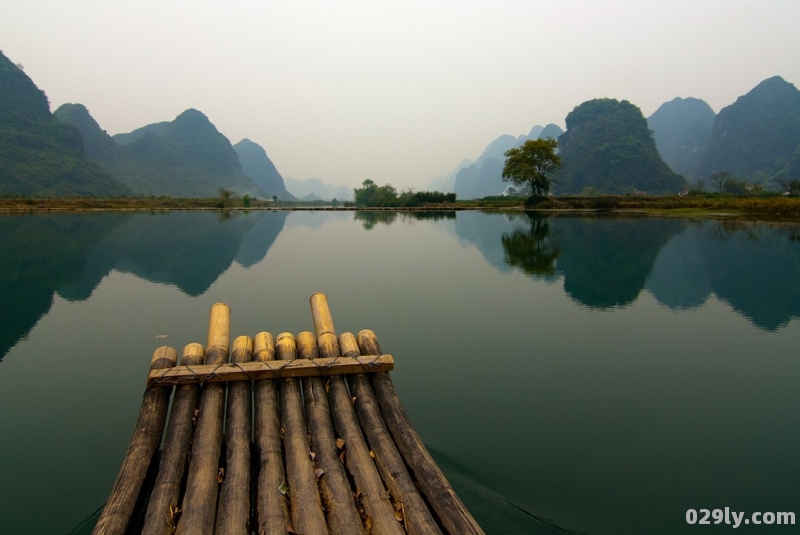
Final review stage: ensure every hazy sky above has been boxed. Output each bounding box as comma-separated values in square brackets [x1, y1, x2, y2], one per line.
[3, 0, 800, 189]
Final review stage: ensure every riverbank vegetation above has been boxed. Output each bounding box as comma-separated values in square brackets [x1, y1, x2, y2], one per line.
[2, 192, 800, 221]
[352, 179, 456, 207]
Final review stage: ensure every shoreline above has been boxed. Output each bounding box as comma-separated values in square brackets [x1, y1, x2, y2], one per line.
[1, 196, 799, 223]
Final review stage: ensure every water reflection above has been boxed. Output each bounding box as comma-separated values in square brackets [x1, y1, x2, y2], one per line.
[354, 210, 455, 230]
[355, 210, 398, 229]
[0, 213, 127, 362]
[647, 221, 800, 330]
[0, 211, 288, 360]
[501, 213, 560, 278]
[555, 217, 686, 308]
[454, 211, 800, 329]
[2, 211, 799, 362]
[456, 212, 685, 307]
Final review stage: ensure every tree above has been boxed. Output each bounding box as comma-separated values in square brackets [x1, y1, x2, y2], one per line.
[353, 179, 398, 206]
[502, 138, 561, 201]
[776, 176, 800, 196]
[722, 176, 747, 196]
[217, 188, 234, 208]
[709, 171, 733, 193]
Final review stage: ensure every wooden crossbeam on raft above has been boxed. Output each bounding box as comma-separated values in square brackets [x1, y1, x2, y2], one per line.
[146, 354, 394, 387]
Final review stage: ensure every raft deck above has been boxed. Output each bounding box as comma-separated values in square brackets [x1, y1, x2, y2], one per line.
[93, 293, 483, 535]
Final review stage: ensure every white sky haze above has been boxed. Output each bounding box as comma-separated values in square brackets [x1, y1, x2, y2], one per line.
[3, 0, 800, 189]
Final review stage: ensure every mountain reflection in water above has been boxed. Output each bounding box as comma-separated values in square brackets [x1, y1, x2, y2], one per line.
[0, 211, 288, 360]
[455, 211, 800, 329]
[2, 210, 798, 361]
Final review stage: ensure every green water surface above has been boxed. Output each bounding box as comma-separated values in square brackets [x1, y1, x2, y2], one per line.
[0, 210, 798, 534]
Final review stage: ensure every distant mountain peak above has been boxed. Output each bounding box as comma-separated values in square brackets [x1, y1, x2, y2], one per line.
[528, 125, 544, 138]
[233, 138, 296, 200]
[697, 75, 800, 180]
[648, 97, 716, 178]
[283, 176, 352, 201]
[753, 75, 791, 90]
[56, 105, 266, 197]
[173, 107, 210, 124]
[449, 124, 564, 199]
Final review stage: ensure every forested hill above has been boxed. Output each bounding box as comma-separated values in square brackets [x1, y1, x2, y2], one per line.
[0, 51, 130, 196]
[697, 76, 800, 182]
[556, 99, 686, 194]
[648, 97, 716, 179]
[233, 139, 296, 200]
[55, 105, 267, 198]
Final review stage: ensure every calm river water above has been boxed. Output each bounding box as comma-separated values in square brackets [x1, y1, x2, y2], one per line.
[1, 210, 799, 534]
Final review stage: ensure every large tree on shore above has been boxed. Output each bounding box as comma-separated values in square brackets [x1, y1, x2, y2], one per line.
[502, 138, 561, 201]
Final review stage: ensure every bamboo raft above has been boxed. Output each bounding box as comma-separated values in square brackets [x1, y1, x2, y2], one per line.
[93, 293, 483, 535]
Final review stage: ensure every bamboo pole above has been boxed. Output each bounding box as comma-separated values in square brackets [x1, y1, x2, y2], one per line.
[142, 343, 205, 535]
[253, 332, 289, 535]
[176, 303, 231, 535]
[339, 332, 443, 535]
[216, 336, 254, 535]
[92, 346, 177, 535]
[276, 332, 328, 535]
[309, 293, 405, 535]
[357, 330, 484, 535]
[296, 331, 366, 535]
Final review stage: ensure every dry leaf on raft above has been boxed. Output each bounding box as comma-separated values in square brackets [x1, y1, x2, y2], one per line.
[315, 468, 325, 480]
[278, 482, 289, 496]
[309, 452, 316, 462]
[168, 505, 182, 521]
[216, 467, 225, 483]
[335, 438, 345, 449]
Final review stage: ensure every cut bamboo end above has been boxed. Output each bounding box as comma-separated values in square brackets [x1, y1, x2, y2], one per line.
[356, 330, 382, 356]
[181, 343, 205, 366]
[254, 332, 275, 362]
[231, 335, 254, 364]
[311, 293, 340, 358]
[295, 331, 319, 359]
[207, 302, 231, 350]
[275, 332, 297, 361]
[337, 332, 359, 358]
[309, 293, 335, 337]
[151, 346, 178, 371]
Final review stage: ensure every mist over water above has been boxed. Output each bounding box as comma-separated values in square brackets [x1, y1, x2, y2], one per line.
[0, 210, 798, 534]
